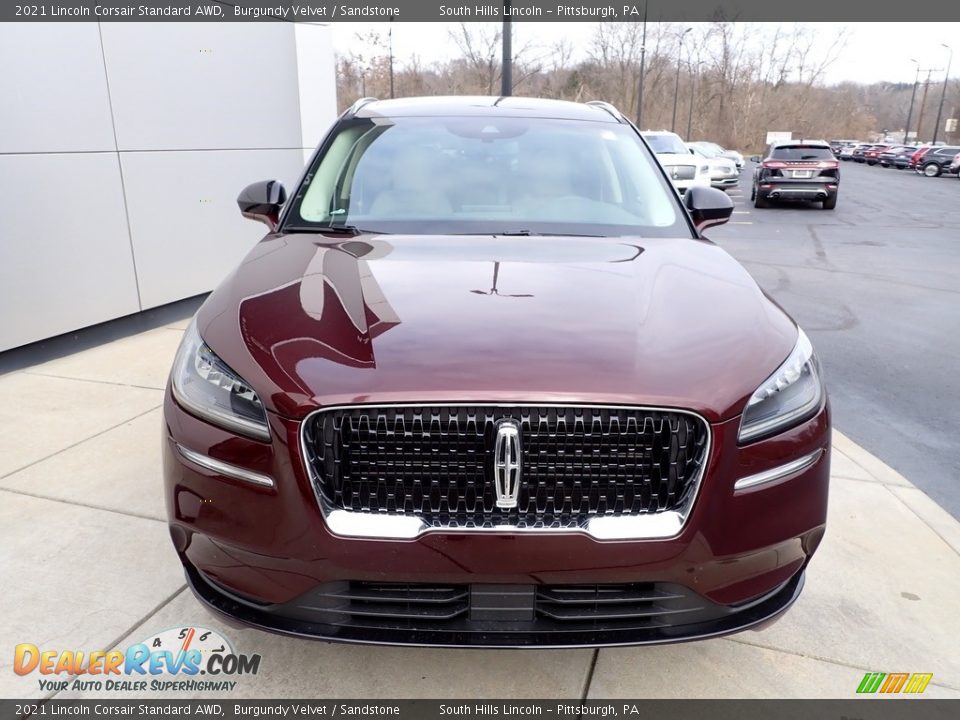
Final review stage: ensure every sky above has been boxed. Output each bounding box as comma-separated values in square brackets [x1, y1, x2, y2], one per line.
[331, 22, 958, 86]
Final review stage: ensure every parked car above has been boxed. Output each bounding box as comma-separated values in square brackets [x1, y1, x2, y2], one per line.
[837, 144, 860, 161]
[916, 145, 960, 176]
[642, 130, 711, 193]
[949, 151, 960, 177]
[892, 146, 922, 169]
[163, 96, 830, 648]
[752, 140, 839, 209]
[687, 142, 740, 190]
[863, 145, 891, 166]
[850, 143, 875, 162]
[907, 146, 932, 170]
[692, 140, 744, 170]
[830, 139, 858, 154]
[878, 146, 915, 168]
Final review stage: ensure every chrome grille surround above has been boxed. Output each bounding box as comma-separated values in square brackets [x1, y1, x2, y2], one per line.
[663, 164, 697, 180]
[299, 404, 711, 541]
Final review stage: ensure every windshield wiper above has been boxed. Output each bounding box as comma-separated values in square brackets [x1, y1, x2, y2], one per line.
[494, 230, 607, 238]
[318, 224, 364, 235]
[286, 224, 377, 235]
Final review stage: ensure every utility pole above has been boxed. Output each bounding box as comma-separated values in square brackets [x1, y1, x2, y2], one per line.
[671, 28, 692, 133]
[501, 1, 512, 96]
[932, 44, 953, 145]
[388, 16, 395, 98]
[916, 69, 934, 143]
[686, 61, 701, 139]
[904, 59, 920, 143]
[636, 2, 647, 127]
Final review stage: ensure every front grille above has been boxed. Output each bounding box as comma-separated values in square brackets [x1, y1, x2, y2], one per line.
[303, 405, 708, 530]
[664, 165, 696, 180]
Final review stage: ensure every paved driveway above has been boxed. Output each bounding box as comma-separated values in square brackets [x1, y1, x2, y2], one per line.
[1, 314, 958, 699]
[712, 163, 960, 518]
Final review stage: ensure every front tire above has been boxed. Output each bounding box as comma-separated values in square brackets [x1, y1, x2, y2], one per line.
[922, 163, 941, 177]
[823, 194, 838, 210]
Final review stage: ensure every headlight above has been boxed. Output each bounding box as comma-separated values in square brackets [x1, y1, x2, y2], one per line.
[738, 329, 824, 443]
[170, 320, 270, 441]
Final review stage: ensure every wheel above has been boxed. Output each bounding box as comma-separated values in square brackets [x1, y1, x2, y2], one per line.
[754, 192, 770, 208]
[822, 193, 837, 210]
[922, 163, 941, 177]
[750, 184, 756, 200]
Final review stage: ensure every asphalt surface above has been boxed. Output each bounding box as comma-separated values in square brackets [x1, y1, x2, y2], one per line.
[710, 161, 960, 519]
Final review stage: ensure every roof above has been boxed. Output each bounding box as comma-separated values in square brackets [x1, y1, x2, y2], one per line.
[348, 96, 623, 123]
[770, 139, 830, 147]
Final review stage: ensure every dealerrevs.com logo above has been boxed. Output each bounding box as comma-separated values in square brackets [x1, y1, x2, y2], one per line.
[14, 626, 261, 693]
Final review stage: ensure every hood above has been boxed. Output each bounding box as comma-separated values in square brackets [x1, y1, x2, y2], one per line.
[198, 234, 797, 423]
[655, 153, 699, 167]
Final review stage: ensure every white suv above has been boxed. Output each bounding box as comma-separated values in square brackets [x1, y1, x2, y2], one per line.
[641, 131, 711, 194]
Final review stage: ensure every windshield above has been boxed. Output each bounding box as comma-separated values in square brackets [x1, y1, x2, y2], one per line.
[690, 143, 719, 158]
[286, 116, 686, 237]
[771, 145, 835, 161]
[643, 133, 690, 155]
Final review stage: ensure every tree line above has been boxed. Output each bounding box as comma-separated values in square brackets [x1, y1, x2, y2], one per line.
[335, 22, 959, 151]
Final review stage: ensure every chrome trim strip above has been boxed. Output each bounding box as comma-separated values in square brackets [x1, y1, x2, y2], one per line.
[733, 449, 823, 492]
[346, 96, 379, 117]
[176, 444, 275, 489]
[298, 403, 712, 542]
[585, 100, 627, 123]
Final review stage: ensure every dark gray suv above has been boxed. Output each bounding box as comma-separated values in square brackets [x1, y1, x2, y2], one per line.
[752, 141, 839, 209]
[917, 146, 960, 177]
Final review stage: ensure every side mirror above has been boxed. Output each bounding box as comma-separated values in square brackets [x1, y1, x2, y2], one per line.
[237, 180, 286, 231]
[750, 155, 761, 163]
[685, 185, 734, 233]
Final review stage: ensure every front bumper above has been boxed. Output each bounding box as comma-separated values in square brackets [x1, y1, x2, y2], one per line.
[711, 175, 740, 189]
[667, 175, 710, 194]
[163, 390, 830, 647]
[184, 560, 805, 648]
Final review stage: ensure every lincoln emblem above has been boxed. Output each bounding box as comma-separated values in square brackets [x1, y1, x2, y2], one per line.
[493, 419, 522, 509]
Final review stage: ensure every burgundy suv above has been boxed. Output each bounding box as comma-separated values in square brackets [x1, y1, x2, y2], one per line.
[163, 97, 830, 647]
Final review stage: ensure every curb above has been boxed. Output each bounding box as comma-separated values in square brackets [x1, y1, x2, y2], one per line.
[832, 430, 960, 557]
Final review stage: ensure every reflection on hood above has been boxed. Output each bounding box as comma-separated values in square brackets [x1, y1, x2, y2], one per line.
[239, 242, 400, 391]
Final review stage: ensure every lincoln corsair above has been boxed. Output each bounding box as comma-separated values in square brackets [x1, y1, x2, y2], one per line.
[164, 96, 830, 647]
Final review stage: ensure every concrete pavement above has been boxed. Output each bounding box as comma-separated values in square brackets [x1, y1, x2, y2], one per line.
[1, 319, 958, 700]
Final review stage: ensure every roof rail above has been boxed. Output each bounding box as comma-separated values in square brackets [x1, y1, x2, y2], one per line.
[586, 100, 627, 123]
[345, 97, 379, 117]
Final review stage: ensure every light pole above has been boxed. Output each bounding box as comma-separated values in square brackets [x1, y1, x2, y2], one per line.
[686, 60, 702, 139]
[388, 17, 395, 99]
[932, 44, 953, 145]
[501, 1, 512, 96]
[671, 28, 692, 133]
[636, 2, 647, 127]
[904, 59, 920, 143]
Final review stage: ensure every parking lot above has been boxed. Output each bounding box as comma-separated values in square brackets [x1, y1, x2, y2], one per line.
[1, 162, 959, 701]
[713, 161, 960, 519]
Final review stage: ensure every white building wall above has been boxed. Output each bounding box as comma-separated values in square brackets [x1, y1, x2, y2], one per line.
[0, 22, 336, 352]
